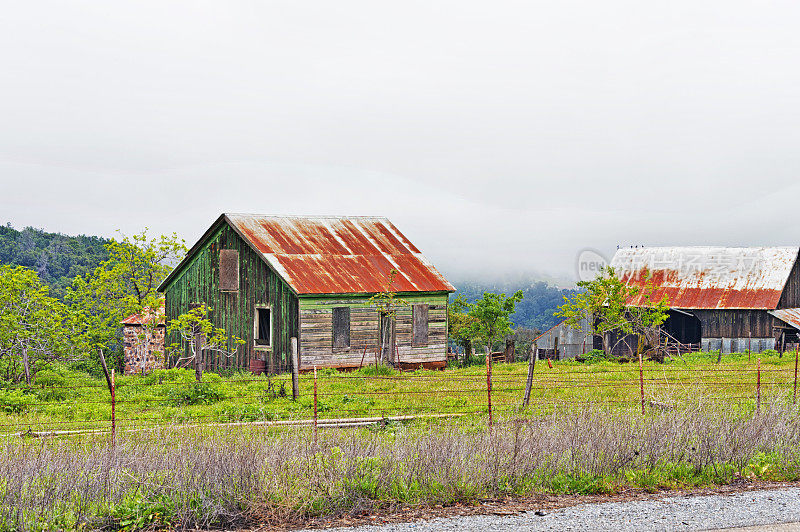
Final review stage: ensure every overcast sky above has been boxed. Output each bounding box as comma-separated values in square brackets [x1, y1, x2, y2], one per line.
[2, 1, 800, 285]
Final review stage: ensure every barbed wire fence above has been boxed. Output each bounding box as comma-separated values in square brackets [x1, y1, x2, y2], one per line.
[1, 348, 798, 442]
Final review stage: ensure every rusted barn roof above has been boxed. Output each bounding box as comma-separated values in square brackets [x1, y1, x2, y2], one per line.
[770, 308, 800, 331]
[609, 247, 799, 310]
[224, 214, 455, 295]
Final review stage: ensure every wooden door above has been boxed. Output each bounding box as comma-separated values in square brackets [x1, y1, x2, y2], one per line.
[380, 313, 396, 365]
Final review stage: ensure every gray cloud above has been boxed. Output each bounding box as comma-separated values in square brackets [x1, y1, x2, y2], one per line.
[2, 1, 800, 285]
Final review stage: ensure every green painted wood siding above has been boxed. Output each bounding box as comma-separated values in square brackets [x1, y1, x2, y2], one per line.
[162, 222, 299, 373]
[298, 293, 449, 369]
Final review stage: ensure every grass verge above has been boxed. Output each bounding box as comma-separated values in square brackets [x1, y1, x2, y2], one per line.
[1, 402, 800, 530]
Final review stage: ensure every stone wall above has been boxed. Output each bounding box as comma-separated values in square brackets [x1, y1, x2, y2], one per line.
[123, 325, 166, 375]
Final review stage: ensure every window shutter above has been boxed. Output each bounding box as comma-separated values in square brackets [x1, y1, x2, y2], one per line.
[333, 307, 350, 349]
[219, 249, 239, 291]
[412, 304, 428, 347]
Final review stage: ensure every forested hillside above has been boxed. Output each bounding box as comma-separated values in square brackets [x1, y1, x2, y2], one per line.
[452, 278, 576, 333]
[0, 223, 110, 297]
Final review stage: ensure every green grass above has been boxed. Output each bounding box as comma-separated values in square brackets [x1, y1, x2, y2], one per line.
[0, 350, 797, 434]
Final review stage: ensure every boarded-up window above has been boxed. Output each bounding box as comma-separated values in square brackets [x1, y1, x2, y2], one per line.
[412, 304, 428, 347]
[219, 249, 239, 291]
[255, 307, 271, 346]
[333, 307, 350, 349]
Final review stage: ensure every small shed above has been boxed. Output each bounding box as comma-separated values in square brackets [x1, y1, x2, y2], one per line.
[121, 304, 166, 374]
[157, 214, 455, 374]
[533, 314, 594, 359]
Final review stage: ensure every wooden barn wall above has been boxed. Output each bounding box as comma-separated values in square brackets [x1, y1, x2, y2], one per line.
[692, 309, 774, 338]
[163, 223, 299, 373]
[298, 293, 449, 369]
[778, 257, 800, 309]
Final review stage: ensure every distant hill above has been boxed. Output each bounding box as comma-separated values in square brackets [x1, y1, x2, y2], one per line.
[451, 277, 576, 333]
[0, 223, 111, 297]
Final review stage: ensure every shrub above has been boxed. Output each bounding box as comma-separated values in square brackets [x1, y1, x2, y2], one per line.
[0, 389, 33, 414]
[357, 365, 398, 377]
[166, 382, 224, 406]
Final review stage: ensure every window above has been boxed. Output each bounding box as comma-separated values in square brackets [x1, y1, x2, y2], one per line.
[254, 307, 271, 347]
[333, 307, 350, 349]
[219, 249, 239, 292]
[412, 304, 428, 347]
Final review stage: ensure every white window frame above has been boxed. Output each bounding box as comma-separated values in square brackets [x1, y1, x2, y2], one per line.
[253, 305, 272, 349]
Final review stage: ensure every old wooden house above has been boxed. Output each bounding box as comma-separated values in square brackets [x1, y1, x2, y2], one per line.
[157, 214, 455, 373]
[535, 246, 800, 358]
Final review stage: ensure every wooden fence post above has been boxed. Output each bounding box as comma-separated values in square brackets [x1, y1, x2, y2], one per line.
[485, 348, 493, 427]
[756, 358, 761, 414]
[291, 337, 300, 401]
[638, 352, 645, 415]
[194, 331, 204, 383]
[313, 366, 318, 443]
[522, 345, 537, 407]
[111, 368, 116, 448]
[98, 348, 112, 392]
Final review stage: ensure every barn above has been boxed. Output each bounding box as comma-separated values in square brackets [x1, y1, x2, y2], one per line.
[535, 246, 800, 358]
[610, 246, 800, 354]
[157, 214, 455, 374]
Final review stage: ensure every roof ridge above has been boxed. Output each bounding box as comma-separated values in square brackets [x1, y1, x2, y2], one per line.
[224, 213, 391, 220]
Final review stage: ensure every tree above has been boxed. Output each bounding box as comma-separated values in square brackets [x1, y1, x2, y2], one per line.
[448, 294, 476, 359]
[0, 265, 73, 383]
[368, 269, 409, 366]
[466, 290, 524, 357]
[67, 230, 186, 370]
[556, 266, 669, 356]
[166, 304, 244, 382]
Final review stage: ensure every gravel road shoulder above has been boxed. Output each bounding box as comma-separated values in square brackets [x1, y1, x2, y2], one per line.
[294, 486, 800, 532]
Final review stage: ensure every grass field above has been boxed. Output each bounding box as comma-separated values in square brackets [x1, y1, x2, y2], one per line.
[0, 350, 797, 434]
[1, 351, 800, 530]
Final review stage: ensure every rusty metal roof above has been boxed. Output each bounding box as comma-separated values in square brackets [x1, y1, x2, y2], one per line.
[609, 247, 799, 310]
[770, 308, 800, 330]
[225, 214, 455, 295]
[121, 302, 165, 326]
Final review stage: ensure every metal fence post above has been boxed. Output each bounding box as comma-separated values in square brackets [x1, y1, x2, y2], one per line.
[638, 352, 645, 415]
[111, 368, 116, 448]
[756, 358, 761, 414]
[794, 348, 798, 405]
[485, 349, 493, 427]
[291, 337, 299, 401]
[313, 366, 318, 443]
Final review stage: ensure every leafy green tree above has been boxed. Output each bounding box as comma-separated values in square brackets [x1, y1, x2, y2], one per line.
[167, 304, 244, 382]
[0, 265, 72, 383]
[452, 278, 576, 331]
[67, 230, 186, 370]
[557, 266, 669, 356]
[466, 291, 524, 357]
[368, 269, 409, 366]
[448, 294, 475, 357]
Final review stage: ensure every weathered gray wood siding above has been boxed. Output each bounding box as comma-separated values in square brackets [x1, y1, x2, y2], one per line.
[162, 222, 299, 373]
[778, 257, 800, 309]
[693, 309, 774, 338]
[298, 293, 449, 369]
